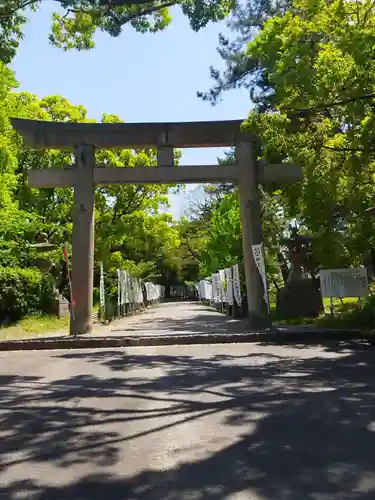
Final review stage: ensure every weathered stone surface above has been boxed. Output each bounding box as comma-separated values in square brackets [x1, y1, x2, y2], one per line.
[55, 296, 70, 317]
[276, 279, 323, 319]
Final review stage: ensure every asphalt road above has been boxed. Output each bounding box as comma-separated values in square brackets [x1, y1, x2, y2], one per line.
[0, 341, 374, 499]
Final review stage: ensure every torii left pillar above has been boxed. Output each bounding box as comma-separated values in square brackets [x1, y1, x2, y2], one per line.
[70, 144, 95, 335]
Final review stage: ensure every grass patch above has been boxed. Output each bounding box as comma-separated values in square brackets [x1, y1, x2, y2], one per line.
[0, 314, 70, 341]
[271, 295, 375, 331]
[322, 296, 359, 312]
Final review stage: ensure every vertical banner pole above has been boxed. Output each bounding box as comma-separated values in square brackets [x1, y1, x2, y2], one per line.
[63, 245, 76, 325]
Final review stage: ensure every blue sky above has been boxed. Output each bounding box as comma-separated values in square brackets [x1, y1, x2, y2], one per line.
[11, 4, 251, 218]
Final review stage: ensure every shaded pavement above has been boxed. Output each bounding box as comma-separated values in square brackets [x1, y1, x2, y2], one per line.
[108, 301, 253, 337]
[16, 302, 253, 342]
[7, 303, 363, 347]
[0, 340, 375, 499]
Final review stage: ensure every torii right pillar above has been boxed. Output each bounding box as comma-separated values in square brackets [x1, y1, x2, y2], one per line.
[236, 137, 269, 329]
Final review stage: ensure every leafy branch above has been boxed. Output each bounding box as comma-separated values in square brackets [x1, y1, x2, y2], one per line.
[105, 0, 177, 26]
[0, 0, 179, 20]
[283, 93, 375, 115]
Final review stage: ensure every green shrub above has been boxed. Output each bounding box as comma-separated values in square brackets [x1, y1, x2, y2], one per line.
[40, 274, 57, 314]
[316, 295, 375, 330]
[0, 267, 55, 323]
[93, 287, 100, 306]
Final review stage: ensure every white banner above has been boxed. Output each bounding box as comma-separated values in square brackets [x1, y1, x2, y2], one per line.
[197, 280, 214, 301]
[232, 264, 242, 306]
[211, 273, 221, 302]
[320, 268, 369, 298]
[211, 274, 216, 301]
[120, 270, 126, 305]
[197, 280, 211, 300]
[128, 275, 136, 304]
[215, 273, 221, 302]
[219, 269, 227, 302]
[117, 269, 121, 307]
[225, 268, 233, 305]
[203, 280, 212, 300]
[136, 281, 144, 304]
[145, 282, 162, 301]
[207, 281, 213, 301]
[145, 282, 152, 300]
[124, 271, 130, 304]
[99, 262, 105, 311]
[117, 271, 147, 305]
[251, 243, 270, 312]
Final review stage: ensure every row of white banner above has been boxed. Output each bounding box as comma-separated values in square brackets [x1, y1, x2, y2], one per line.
[99, 264, 164, 310]
[117, 270, 164, 305]
[197, 264, 242, 306]
[144, 281, 164, 302]
[117, 270, 144, 305]
[196, 243, 270, 309]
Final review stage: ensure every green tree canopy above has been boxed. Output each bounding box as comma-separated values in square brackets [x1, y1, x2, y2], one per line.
[200, 0, 375, 270]
[0, 0, 235, 63]
[0, 65, 185, 283]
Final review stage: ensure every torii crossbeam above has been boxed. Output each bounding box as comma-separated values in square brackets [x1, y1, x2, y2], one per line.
[12, 117, 302, 334]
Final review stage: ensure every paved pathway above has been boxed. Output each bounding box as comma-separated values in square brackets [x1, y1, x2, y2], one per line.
[20, 302, 246, 341]
[18, 302, 344, 343]
[107, 301, 252, 337]
[0, 340, 374, 499]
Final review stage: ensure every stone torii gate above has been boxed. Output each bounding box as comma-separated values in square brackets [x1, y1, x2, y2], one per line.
[12, 118, 302, 335]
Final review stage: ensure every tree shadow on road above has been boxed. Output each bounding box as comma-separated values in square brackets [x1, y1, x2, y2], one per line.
[1, 341, 375, 499]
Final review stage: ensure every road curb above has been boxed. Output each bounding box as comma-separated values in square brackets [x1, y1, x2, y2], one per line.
[0, 328, 372, 351]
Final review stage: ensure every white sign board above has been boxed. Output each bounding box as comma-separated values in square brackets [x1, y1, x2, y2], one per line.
[320, 268, 369, 298]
